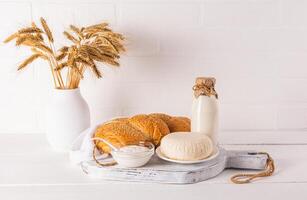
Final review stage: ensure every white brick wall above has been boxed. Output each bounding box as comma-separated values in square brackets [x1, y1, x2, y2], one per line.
[0, 0, 306, 143]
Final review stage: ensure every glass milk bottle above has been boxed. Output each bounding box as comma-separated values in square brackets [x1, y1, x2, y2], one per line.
[191, 77, 219, 146]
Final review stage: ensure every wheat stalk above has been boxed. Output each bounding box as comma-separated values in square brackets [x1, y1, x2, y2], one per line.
[4, 33, 18, 43]
[63, 31, 79, 44]
[70, 25, 83, 40]
[40, 17, 54, 42]
[18, 27, 43, 34]
[4, 17, 125, 89]
[18, 54, 42, 70]
[56, 52, 67, 61]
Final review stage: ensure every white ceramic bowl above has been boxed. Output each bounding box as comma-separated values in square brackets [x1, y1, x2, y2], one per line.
[111, 141, 155, 168]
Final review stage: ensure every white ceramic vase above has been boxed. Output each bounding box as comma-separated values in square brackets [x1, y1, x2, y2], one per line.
[46, 88, 90, 152]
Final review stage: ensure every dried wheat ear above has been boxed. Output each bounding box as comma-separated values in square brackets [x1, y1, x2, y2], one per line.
[4, 17, 125, 89]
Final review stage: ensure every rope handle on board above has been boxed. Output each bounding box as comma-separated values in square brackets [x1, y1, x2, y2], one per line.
[230, 152, 275, 184]
[92, 138, 117, 167]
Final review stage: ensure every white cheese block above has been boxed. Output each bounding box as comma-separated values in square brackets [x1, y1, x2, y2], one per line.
[160, 132, 213, 161]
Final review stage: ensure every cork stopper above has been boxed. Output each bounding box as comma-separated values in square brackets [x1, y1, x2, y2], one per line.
[193, 77, 218, 98]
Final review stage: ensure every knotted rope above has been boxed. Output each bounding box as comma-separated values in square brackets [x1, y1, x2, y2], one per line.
[92, 138, 117, 167]
[230, 152, 275, 184]
[192, 77, 218, 99]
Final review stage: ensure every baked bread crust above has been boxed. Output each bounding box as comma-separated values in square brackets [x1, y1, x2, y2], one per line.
[149, 113, 172, 122]
[168, 117, 190, 132]
[94, 120, 147, 153]
[94, 113, 191, 154]
[150, 113, 191, 132]
[128, 114, 170, 145]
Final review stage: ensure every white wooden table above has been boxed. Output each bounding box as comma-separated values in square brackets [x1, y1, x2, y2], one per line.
[1, 133, 306, 200]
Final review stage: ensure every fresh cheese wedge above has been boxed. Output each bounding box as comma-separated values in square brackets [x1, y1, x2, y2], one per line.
[160, 132, 213, 161]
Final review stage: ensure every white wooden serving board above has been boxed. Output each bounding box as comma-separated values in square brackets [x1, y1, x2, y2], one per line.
[81, 147, 268, 184]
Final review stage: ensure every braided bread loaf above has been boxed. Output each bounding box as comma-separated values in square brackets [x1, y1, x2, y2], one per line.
[94, 113, 191, 153]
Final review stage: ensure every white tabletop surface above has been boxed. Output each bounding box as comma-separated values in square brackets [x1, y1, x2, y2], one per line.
[1, 133, 306, 200]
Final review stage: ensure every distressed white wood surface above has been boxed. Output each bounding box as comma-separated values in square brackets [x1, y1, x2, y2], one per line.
[0, 134, 306, 200]
[81, 149, 268, 184]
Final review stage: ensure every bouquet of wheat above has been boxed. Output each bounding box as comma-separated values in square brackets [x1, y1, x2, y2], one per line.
[4, 17, 126, 151]
[4, 17, 125, 89]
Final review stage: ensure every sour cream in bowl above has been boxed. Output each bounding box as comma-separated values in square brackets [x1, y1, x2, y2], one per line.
[111, 141, 154, 168]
